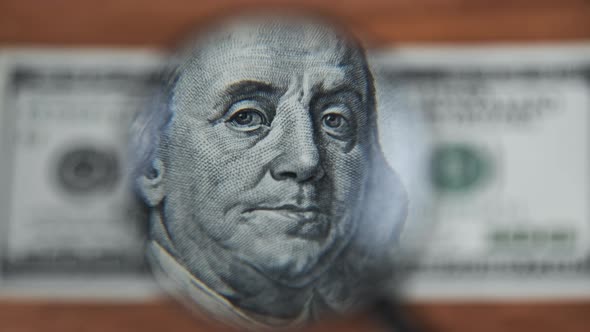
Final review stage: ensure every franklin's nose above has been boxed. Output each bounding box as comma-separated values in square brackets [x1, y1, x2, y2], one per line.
[270, 99, 325, 183]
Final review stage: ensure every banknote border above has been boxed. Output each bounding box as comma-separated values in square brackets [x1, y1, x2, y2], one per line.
[371, 44, 590, 286]
[0, 49, 165, 278]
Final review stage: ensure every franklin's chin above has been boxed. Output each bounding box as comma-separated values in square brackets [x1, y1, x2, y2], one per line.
[238, 214, 354, 288]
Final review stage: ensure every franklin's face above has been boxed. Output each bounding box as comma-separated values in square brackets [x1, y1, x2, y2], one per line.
[159, 24, 373, 286]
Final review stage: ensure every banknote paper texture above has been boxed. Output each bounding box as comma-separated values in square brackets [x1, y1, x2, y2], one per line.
[0, 45, 589, 299]
[0, 50, 163, 298]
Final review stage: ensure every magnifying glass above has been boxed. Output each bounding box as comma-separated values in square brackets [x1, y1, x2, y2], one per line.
[130, 12, 430, 332]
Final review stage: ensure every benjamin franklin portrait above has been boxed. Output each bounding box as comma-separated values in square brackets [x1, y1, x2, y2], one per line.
[131, 14, 408, 330]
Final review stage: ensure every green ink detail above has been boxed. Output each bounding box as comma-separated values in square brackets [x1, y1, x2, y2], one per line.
[431, 144, 490, 192]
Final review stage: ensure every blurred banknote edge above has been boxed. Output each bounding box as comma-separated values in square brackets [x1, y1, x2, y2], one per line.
[371, 44, 590, 299]
[0, 49, 165, 299]
[0, 44, 590, 300]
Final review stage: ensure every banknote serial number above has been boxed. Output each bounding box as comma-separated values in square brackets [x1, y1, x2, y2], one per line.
[489, 227, 576, 253]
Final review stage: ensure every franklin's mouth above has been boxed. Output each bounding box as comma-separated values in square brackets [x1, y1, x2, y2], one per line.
[243, 204, 329, 239]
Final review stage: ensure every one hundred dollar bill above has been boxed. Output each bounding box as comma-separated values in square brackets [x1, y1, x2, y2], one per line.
[0, 45, 589, 299]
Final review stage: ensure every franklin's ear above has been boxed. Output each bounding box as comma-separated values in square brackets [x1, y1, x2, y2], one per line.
[137, 158, 165, 207]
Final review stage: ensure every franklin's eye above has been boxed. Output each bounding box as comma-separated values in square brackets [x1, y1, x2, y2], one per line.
[231, 109, 265, 126]
[322, 113, 343, 128]
[321, 112, 352, 138]
[226, 101, 270, 132]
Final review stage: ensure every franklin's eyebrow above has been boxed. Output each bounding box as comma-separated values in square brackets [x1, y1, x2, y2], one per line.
[314, 83, 364, 105]
[209, 80, 278, 122]
[313, 67, 366, 103]
[218, 80, 277, 102]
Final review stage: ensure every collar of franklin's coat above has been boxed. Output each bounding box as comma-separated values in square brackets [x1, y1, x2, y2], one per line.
[147, 239, 314, 330]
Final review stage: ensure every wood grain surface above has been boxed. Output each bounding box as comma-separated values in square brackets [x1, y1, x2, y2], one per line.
[0, 299, 588, 332]
[1, 0, 589, 331]
[1, 0, 590, 47]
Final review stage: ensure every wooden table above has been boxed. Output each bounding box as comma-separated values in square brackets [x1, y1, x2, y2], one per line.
[1, 0, 589, 331]
[0, 299, 588, 332]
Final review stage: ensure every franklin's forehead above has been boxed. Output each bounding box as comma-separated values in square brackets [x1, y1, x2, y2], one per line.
[173, 18, 369, 103]
[221, 19, 349, 59]
[186, 17, 356, 64]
